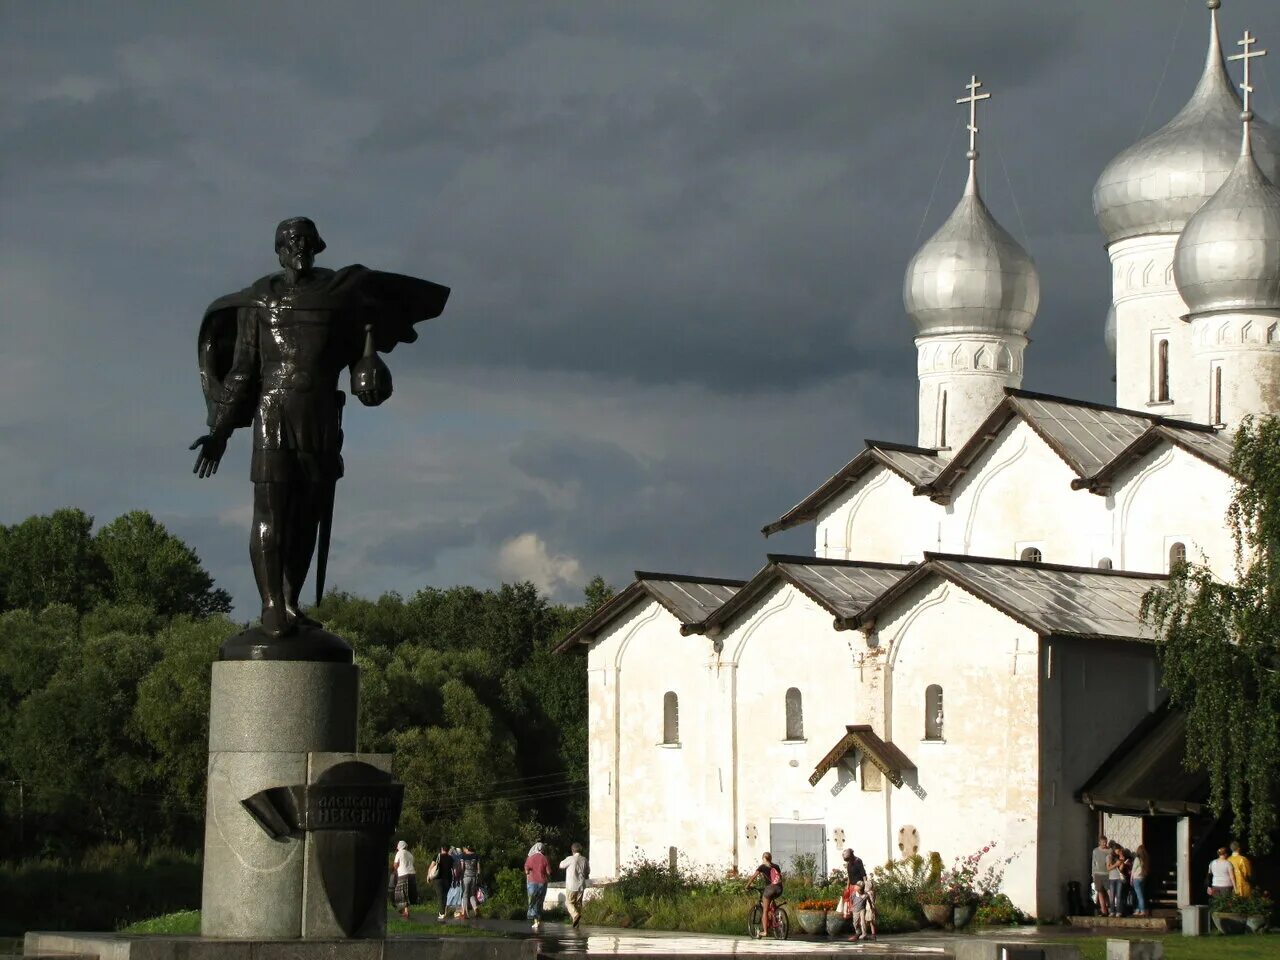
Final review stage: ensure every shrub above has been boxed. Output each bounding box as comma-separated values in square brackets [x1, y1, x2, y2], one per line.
[973, 893, 1030, 926]
[613, 855, 689, 900]
[0, 848, 201, 935]
[873, 897, 923, 933]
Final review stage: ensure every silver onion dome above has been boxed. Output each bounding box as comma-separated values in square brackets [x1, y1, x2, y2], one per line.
[1174, 144, 1280, 316]
[904, 168, 1040, 337]
[1093, 3, 1280, 246]
[1104, 303, 1117, 359]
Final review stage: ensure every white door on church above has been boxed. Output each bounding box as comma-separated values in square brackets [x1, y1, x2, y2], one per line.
[769, 822, 827, 880]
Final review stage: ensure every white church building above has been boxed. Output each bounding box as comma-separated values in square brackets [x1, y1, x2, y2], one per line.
[556, 1, 1280, 918]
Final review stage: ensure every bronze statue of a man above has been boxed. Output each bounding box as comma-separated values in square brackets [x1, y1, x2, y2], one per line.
[191, 217, 448, 644]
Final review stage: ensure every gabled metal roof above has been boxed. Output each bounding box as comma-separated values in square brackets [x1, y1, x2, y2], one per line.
[762, 440, 940, 537]
[921, 388, 1229, 502]
[856, 552, 1167, 641]
[697, 555, 913, 634]
[553, 572, 745, 654]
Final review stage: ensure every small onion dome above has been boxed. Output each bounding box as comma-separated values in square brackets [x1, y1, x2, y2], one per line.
[1104, 303, 1117, 360]
[1174, 147, 1280, 314]
[1093, 5, 1280, 246]
[904, 168, 1040, 337]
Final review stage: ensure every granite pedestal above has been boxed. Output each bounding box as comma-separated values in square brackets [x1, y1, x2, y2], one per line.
[202, 660, 359, 938]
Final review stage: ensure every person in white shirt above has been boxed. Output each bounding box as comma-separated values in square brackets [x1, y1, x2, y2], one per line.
[559, 842, 590, 929]
[1207, 847, 1236, 902]
[392, 840, 418, 920]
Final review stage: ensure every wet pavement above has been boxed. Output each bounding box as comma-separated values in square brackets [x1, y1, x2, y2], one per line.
[437, 917, 1108, 957]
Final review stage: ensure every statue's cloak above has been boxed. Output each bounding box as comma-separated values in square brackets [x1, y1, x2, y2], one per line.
[197, 265, 450, 427]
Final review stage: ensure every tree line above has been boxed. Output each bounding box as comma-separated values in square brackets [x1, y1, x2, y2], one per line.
[0, 507, 602, 867]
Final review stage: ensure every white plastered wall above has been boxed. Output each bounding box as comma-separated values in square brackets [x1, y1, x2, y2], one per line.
[1109, 235, 1194, 419]
[1111, 444, 1235, 579]
[917, 333, 1026, 453]
[815, 465, 940, 563]
[727, 581, 865, 875]
[946, 420, 1111, 565]
[585, 598, 732, 878]
[871, 578, 1043, 914]
[1188, 309, 1280, 429]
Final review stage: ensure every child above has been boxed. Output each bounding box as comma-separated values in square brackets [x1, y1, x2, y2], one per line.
[847, 882, 870, 941]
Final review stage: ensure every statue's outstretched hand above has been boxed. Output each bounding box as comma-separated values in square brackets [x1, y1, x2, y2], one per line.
[190, 433, 228, 478]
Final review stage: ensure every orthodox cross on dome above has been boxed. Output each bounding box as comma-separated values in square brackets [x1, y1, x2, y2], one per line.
[956, 74, 991, 191]
[1229, 29, 1266, 152]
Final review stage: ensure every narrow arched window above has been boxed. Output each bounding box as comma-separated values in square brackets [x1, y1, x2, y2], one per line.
[1213, 367, 1223, 424]
[1097, 557, 1114, 570]
[662, 691, 679, 744]
[784, 687, 804, 740]
[1020, 547, 1042, 563]
[1169, 542, 1187, 571]
[1157, 340, 1170, 402]
[925, 684, 944, 740]
[939, 391, 948, 448]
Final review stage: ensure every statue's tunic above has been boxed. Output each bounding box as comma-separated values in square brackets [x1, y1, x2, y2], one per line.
[199, 265, 449, 485]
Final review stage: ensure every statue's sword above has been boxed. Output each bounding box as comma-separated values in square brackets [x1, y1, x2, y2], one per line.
[314, 391, 344, 607]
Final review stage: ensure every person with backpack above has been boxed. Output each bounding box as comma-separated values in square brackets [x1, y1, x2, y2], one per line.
[746, 852, 784, 938]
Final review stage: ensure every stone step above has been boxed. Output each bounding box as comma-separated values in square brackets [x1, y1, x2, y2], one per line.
[1064, 914, 1175, 931]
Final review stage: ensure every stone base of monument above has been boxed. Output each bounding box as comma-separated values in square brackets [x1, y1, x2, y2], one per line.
[202, 656, 403, 940]
[23, 932, 539, 960]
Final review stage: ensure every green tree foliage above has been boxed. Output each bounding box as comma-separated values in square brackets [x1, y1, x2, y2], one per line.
[0, 504, 604, 874]
[95, 511, 232, 617]
[1142, 415, 1280, 853]
[0, 508, 105, 615]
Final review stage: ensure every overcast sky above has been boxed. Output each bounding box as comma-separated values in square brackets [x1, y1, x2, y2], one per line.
[2, 0, 1276, 616]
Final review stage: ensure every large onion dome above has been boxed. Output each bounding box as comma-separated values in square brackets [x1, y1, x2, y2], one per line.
[1174, 138, 1280, 314]
[1093, 2, 1280, 246]
[904, 167, 1040, 336]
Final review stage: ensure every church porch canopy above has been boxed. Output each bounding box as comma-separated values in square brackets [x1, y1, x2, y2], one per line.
[809, 724, 917, 789]
[1078, 700, 1209, 816]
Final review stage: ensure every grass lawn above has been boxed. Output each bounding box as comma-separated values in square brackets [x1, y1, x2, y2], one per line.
[118, 909, 510, 937]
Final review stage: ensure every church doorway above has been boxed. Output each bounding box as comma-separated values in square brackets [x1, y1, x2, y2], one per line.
[769, 821, 827, 881]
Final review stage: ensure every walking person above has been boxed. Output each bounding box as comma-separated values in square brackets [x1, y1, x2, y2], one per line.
[1091, 836, 1111, 916]
[1228, 841, 1252, 897]
[1130, 845, 1149, 917]
[1207, 847, 1236, 903]
[525, 841, 552, 932]
[430, 845, 455, 921]
[457, 845, 481, 918]
[559, 842, 590, 929]
[391, 840, 417, 921]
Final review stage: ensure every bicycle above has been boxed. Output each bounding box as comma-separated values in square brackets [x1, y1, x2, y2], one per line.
[746, 892, 790, 939]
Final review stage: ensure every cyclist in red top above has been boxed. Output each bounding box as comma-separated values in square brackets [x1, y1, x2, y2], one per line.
[747, 852, 784, 936]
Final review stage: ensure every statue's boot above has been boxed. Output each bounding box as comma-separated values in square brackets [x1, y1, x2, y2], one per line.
[261, 603, 296, 638]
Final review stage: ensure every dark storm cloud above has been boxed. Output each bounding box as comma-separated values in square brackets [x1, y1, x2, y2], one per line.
[2, 0, 1274, 611]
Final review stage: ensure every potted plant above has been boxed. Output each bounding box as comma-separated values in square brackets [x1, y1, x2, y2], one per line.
[939, 842, 1001, 928]
[826, 897, 852, 936]
[1212, 890, 1273, 934]
[916, 880, 951, 927]
[794, 898, 835, 935]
